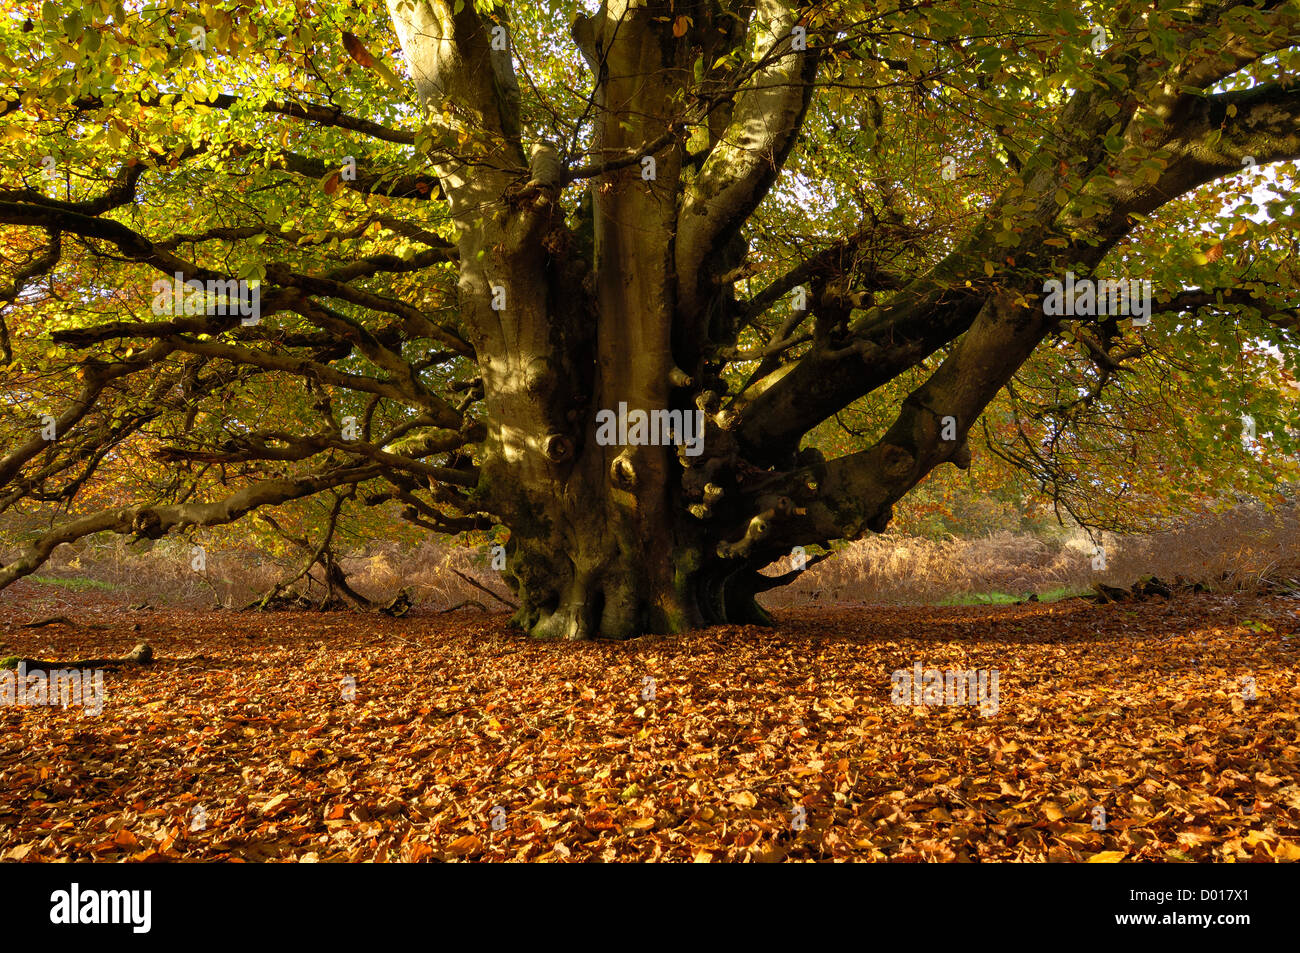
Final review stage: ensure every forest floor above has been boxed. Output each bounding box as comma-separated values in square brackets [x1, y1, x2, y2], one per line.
[1, 583, 1298, 862]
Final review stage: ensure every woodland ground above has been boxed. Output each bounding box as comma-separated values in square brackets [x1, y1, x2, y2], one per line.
[1, 582, 1298, 862]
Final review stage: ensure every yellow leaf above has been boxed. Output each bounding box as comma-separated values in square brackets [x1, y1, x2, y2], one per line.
[1086, 850, 1128, 863]
[261, 793, 290, 814]
[983, 261, 995, 277]
[729, 791, 757, 809]
[1271, 840, 1300, 861]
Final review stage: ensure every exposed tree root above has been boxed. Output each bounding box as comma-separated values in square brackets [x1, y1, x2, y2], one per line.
[440, 599, 488, 613]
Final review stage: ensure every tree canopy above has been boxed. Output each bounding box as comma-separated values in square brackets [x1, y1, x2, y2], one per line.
[1, 0, 1298, 637]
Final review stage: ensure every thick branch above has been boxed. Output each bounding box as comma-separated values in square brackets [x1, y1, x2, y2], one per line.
[0, 465, 385, 590]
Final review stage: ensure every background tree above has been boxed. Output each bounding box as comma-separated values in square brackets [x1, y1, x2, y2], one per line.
[1, 0, 1298, 638]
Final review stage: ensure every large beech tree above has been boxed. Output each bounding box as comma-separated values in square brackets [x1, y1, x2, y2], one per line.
[1, 0, 1298, 637]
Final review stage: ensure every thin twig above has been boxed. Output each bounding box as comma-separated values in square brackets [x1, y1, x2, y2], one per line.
[449, 568, 517, 610]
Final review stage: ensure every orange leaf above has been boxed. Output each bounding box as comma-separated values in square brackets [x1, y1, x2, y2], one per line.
[446, 834, 483, 856]
[406, 843, 437, 862]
